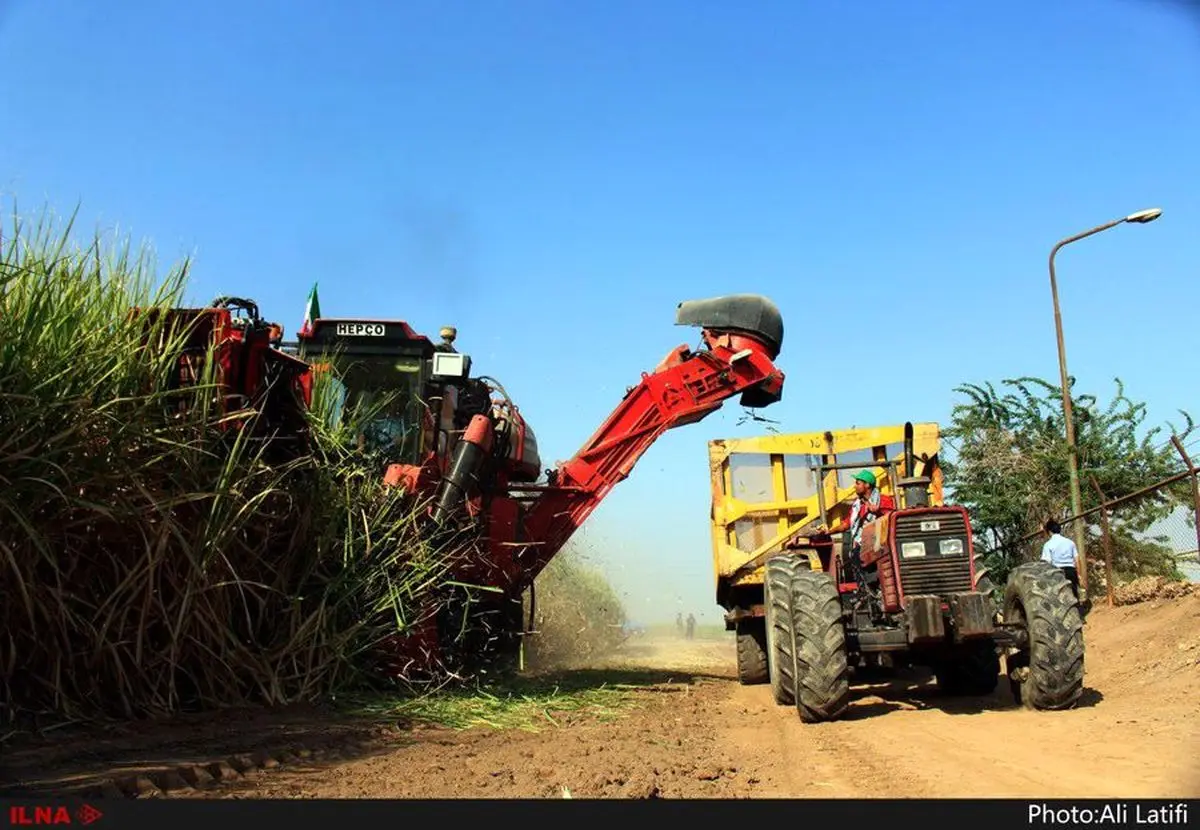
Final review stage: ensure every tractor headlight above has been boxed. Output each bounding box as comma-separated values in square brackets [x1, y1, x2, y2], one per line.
[939, 538, 964, 556]
[901, 542, 926, 559]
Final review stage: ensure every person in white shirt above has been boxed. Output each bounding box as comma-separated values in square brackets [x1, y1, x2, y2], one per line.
[1040, 519, 1080, 601]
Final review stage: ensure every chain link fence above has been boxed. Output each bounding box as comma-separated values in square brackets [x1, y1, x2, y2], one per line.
[999, 466, 1198, 606]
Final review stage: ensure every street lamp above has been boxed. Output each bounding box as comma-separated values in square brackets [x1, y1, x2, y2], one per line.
[1048, 207, 1162, 601]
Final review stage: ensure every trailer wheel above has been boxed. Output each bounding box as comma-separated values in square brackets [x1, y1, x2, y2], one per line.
[735, 618, 769, 685]
[933, 641, 1000, 696]
[1004, 561, 1085, 710]
[765, 554, 808, 705]
[788, 569, 851, 723]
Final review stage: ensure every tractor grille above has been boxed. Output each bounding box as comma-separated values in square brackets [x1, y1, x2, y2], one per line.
[893, 511, 973, 597]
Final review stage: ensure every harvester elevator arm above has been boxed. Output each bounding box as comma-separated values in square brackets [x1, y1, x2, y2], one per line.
[511, 294, 786, 592]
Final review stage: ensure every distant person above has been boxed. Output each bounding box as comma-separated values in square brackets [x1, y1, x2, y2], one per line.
[676, 612, 684, 637]
[685, 613, 696, 640]
[1041, 519, 1080, 601]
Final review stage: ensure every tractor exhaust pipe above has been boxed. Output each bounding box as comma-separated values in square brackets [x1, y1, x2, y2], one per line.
[904, 422, 915, 477]
[900, 421, 931, 508]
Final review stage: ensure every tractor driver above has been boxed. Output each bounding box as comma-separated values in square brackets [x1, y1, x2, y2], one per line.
[810, 470, 895, 571]
[846, 470, 895, 556]
[818, 469, 895, 565]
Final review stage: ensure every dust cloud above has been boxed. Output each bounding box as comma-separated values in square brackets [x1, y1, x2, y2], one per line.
[519, 545, 630, 673]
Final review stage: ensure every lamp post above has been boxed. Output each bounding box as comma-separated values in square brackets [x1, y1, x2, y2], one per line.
[1048, 208, 1162, 601]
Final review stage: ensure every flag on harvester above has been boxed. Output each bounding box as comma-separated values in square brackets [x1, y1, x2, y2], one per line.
[299, 282, 320, 336]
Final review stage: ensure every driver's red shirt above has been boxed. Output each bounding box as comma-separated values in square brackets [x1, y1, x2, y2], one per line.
[842, 492, 896, 538]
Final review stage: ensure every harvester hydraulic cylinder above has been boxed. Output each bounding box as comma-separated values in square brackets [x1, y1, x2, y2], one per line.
[431, 414, 492, 526]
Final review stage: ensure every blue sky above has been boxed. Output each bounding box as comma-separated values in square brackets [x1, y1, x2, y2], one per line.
[2, 0, 1198, 624]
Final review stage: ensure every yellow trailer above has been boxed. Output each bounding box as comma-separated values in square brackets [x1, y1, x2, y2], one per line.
[707, 421, 943, 684]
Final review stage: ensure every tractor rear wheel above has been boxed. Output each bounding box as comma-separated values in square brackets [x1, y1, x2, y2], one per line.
[933, 641, 1000, 696]
[788, 569, 851, 723]
[765, 554, 809, 706]
[735, 618, 769, 685]
[1004, 561, 1085, 710]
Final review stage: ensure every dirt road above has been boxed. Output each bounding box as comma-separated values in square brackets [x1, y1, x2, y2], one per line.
[5, 593, 1198, 799]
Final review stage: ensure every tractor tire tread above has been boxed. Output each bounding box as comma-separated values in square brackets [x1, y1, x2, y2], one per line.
[736, 618, 769, 685]
[765, 554, 810, 705]
[1005, 561, 1085, 710]
[788, 570, 850, 723]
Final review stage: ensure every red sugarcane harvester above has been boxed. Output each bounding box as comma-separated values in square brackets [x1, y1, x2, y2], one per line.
[297, 295, 784, 673]
[148, 291, 787, 675]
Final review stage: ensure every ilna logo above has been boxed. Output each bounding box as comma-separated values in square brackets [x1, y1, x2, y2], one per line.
[8, 805, 103, 826]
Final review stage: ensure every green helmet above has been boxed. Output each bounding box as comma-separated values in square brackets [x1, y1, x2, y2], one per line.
[854, 470, 876, 487]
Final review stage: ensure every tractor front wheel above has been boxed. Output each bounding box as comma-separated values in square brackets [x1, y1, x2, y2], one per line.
[765, 554, 809, 706]
[788, 569, 851, 723]
[1004, 561, 1085, 710]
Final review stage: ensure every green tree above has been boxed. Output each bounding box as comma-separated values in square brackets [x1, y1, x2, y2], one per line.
[942, 376, 1194, 586]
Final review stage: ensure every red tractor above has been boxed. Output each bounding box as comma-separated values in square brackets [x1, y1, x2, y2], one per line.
[290, 294, 787, 675]
[762, 432, 1085, 721]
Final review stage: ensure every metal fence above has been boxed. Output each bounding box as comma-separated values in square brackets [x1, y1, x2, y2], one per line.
[997, 437, 1200, 604]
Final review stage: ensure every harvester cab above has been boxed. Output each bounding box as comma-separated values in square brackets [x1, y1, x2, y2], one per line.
[709, 421, 1085, 723]
[295, 316, 444, 469]
[291, 315, 541, 514]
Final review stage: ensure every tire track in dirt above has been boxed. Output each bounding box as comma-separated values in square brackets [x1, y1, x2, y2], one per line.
[722, 684, 932, 798]
[722, 593, 1200, 798]
[804, 693, 1198, 798]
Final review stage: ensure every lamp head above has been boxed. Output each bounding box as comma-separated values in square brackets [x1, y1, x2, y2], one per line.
[1125, 208, 1163, 224]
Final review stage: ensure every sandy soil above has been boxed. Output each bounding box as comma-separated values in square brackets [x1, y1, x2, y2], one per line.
[4, 593, 1198, 799]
